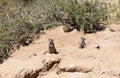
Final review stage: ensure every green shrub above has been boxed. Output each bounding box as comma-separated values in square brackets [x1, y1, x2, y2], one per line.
[0, 0, 109, 63]
[0, 44, 10, 63]
[115, 0, 120, 23]
[41, 0, 108, 33]
[107, 0, 120, 24]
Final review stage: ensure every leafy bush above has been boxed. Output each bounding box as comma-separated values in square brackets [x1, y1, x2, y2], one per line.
[114, 0, 120, 23]
[40, 0, 108, 33]
[0, 0, 109, 63]
[106, 0, 120, 24]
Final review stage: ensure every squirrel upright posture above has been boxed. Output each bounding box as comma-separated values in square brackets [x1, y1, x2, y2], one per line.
[43, 39, 57, 55]
[48, 39, 57, 54]
[79, 37, 86, 49]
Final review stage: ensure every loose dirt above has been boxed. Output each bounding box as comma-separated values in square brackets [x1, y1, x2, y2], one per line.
[0, 24, 120, 78]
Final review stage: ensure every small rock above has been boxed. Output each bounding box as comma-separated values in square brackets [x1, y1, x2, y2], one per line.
[28, 53, 37, 58]
[96, 45, 100, 49]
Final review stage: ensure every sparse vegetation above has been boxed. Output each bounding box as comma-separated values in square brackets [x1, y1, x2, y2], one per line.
[37, 0, 108, 33]
[0, 0, 120, 63]
[106, 0, 120, 24]
[115, 0, 120, 23]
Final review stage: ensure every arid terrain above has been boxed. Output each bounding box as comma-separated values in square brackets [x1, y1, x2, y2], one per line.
[0, 24, 120, 78]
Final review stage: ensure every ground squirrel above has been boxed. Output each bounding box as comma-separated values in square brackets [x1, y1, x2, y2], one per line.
[48, 39, 57, 54]
[79, 37, 86, 49]
[43, 39, 57, 55]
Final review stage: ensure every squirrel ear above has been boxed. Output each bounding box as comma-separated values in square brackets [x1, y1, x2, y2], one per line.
[81, 37, 83, 39]
[52, 39, 54, 42]
[49, 38, 54, 42]
[49, 39, 51, 41]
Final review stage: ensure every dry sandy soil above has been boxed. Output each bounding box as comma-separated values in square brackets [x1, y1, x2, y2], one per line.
[0, 24, 120, 78]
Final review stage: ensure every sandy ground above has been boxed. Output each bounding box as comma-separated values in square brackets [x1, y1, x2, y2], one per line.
[0, 24, 120, 78]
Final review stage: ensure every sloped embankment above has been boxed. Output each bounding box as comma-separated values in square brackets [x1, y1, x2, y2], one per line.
[0, 24, 120, 78]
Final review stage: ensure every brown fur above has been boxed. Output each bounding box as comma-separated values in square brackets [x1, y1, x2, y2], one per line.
[79, 37, 86, 49]
[63, 25, 73, 32]
[48, 39, 57, 54]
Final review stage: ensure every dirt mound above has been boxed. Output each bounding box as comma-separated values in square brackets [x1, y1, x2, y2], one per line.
[0, 24, 120, 78]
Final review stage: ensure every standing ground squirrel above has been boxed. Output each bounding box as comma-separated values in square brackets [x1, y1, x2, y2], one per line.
[48, 39, 57, 54]
[43, 39, 57, 55]
[79, 37, 86, 49]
